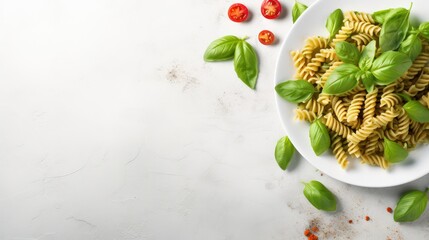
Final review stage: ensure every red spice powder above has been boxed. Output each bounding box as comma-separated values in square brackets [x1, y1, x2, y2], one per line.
[308, 234, 318, 240]
[348, 220, 353, 224]
[365, 216, 370, 221]
[387, 207, 393, 213]
[304, 229, 311, 236]
[311, 226, 319, 233]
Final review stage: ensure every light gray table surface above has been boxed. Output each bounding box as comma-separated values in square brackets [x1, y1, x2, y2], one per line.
[1, 0, 428, 239]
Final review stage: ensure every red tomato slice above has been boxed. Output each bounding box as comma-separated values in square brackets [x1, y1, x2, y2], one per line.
[258, 30, 275, 45]
[228, 3, 249, 22]
[261, 0, 282, 19]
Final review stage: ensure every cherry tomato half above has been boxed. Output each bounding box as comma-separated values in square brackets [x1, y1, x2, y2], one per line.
[261, 0, 282, 19]
[258, 30, 275, 45]
[228, 3, 249, 22]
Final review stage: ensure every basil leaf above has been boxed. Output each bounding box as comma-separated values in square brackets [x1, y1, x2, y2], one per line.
[275, 80, 315, 103]
[384, 138, 408, 163]
[399, 33, 422, 61]
[275, 136, 295, 170]
[322, 64, 359, 95]
[379, 7, 410, 52]
[371, 51, 412, 85]
[403, 100, 429, 123]
[234, 40, 258, 89]
[204, 35, 240, 61]
[309, 119, 331, 156]
[361, 72, 376, 93]
[303, 180, 337, 211]
[326, 9, 344, 40]
[292, 1, 308, 23]
[335, 42, 360, 65]
[359, 40, 377, 70]
[419, 22, 429, 39]
[373, 8, 408, 24]
[394, 190, 428, 222]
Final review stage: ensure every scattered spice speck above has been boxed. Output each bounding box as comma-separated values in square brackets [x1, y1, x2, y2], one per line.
[348, 219, 353, 224]
[304, 229, 311, 236]
[387, 207, 393, 213]
[311, 226, 319, 233]
[308, 234, 318, 240]
[365, 216, 370, 221]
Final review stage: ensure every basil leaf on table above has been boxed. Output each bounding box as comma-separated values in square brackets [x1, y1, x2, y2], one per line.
[373, 7, 407, 24]
[275, 136, 295, 170]
[275, 80, 316, 103]
[394, 189, 428, 222]
[384, 138, 408, 163]
[309, 119, 331, 156]
[379, 7, 411, 52]
[204, 35, 241, 61]
[403, 100, 429, 123]
[292, 1, 308, 23]
[322, 64, 359, 95]
[234, 40, 259, 89]
[399, 33, 422, 61]
[303, 180, 337, 211]
[371, 51, 412, 85]
[335, 42, 360, 65]
[361, 72, 376, 93]
[326, 9, 344, 40]
[359, 40, 377, 70]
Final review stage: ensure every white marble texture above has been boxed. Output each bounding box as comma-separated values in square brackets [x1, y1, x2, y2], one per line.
[0, 0, 428, 239]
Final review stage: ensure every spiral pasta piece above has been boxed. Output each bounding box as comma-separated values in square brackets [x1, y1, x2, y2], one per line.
[362, 88, 378, 124]
[325, 113, 353, 138]
[305, 53, 327, 76]
[295, 109, 317, 122]
[302, 37, 329, 59]
[419, 91, 429, 107]
[344, 11, 375, 24]
[349, 21, 381, 36]
[332, 96, 348, 122]
[380, 82, 401, 108]
[365, 129, 383, 155]
[396, 107, 410, 139]
[330, 134, 349, 169]
[406, 68, 429, 96]
[317, 93, 332, 106]
[331, 21, 354, 46]
[346, 91, 366, 123]
[361, 154, 389, 169]
[351, 33, 374, 46]
[401, 52, 429, 81]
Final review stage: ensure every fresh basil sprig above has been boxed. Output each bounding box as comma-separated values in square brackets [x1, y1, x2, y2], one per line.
[384, 138, 408, 163]
[234, 40, 259, 89]
[361, 72, 376, 93]
[303, 180, 337, 211]
[371, 51, 412, 85]
[359, 40, 377, 71]
[399, 33, 422, 61]
[373, 7, 408, 25]
[394, 189, 428, 222]
[275, 80, 316, 103]
[335, 42, 360, 65]
[204, 36, 259, 89]
[323, 64, 359, 94]
[326, 9, 344, 40]
[275, 136, 295, 170]
[309, 119, 331, 156]
[419, 22, 429, 39]
[379, 5, 411, 52]
[403, 100, 429, 123]
[292, 1, 308, 23]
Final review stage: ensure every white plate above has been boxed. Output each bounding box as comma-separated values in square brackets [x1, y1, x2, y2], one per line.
[275, 0, 429, 187]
